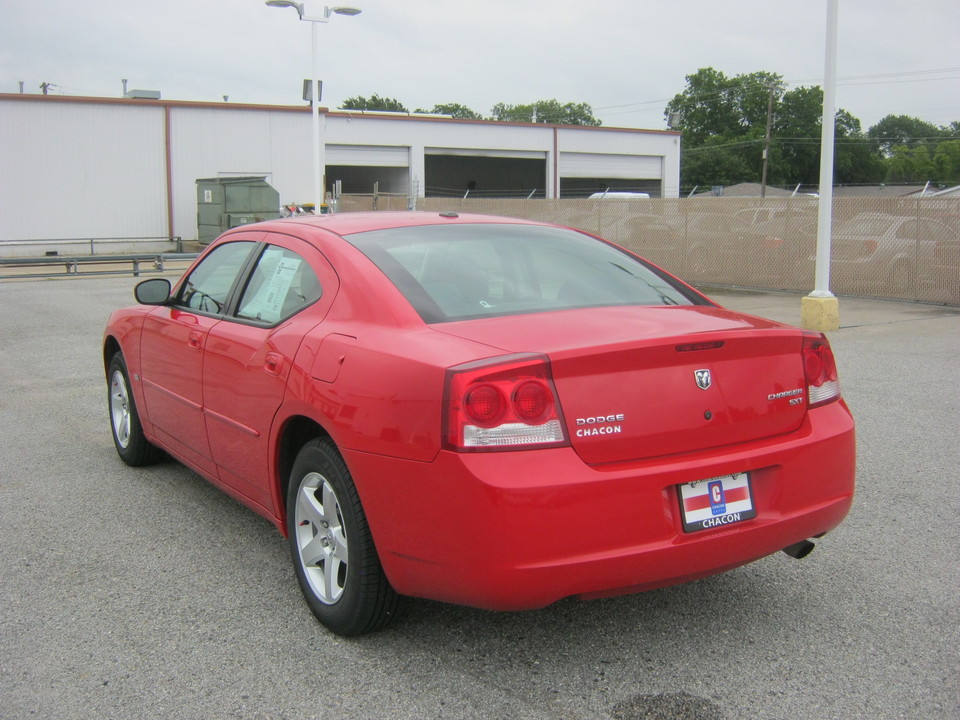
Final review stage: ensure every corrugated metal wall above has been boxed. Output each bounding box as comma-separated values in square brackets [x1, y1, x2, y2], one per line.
[168, 106, 310, 240]
[0, 100, 167, 241]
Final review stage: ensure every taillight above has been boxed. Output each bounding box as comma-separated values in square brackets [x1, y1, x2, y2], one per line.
[463, 384, 505, 427]
[443, 353, 568, 451]
[802, 333, 840, 408]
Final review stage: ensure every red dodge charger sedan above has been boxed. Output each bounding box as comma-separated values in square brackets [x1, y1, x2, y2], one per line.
[103, 212, 855, 635]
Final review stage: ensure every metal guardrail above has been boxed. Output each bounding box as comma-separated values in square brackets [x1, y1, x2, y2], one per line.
[0, 253, 199, 280]
[0, 236, 185, 254]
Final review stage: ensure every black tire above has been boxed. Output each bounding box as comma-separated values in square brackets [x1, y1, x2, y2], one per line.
[287, 438, 402, 636]
[107, 352, 163, 466]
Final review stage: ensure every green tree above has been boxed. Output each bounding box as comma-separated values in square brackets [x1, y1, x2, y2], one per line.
[867, 116, 960, 183]
[339, 94, 409, 112]
[835, 127, 886, 186]
[886, 145, 935, 183]
[491, 99, 601, 126]
[666, 67, 884, 189]
[775, 89, 883, 186]
[665, 68, 783, 146]
[681, 137, 755, 189]
[666, 68, 785, 189]
[771, 85, 823, 186]
[414, 103, 483, 119]
[932, 139, 960, 183]
[866, 115, 947, 156]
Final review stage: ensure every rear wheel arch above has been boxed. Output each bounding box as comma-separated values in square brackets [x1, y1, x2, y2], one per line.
[276, 415, 330, 529]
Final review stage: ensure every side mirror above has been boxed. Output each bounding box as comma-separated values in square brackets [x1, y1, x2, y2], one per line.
[135, 278, 172, 305]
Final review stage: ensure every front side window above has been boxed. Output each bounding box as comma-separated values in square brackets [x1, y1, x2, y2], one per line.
[236, 245, 322, 324]
[177, 241, 257, 314]
[346, 223, 705, 323]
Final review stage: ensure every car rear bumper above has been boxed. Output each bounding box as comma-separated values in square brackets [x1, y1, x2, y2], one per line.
[343, 400, 855, 611]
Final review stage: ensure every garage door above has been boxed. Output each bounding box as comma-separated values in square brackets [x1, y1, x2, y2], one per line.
[560, 152, 662, 179]
[326, 145, 409, 167]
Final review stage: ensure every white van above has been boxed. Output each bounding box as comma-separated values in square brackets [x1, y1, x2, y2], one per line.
[588, 191, 650, 199]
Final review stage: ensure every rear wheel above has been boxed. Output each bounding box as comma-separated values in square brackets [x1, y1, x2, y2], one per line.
[108, 352, 163, 466]
[287, 438, 401, 636]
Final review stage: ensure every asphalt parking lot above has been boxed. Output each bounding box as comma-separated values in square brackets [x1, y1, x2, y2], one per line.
[1, 274, 958, 720]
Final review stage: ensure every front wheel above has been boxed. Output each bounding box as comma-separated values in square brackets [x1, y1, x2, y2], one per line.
[287, 438, 401, 636]
[108, 352, 163, 466]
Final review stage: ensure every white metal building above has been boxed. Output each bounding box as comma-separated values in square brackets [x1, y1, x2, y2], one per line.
[0, 94, 681, 245]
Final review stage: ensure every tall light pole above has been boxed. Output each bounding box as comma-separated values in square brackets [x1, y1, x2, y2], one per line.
[801, 0, 840, 332]
[266, 2, 361, 213]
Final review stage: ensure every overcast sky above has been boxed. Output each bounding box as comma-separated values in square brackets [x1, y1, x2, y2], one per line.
[2, 0, 958, 132]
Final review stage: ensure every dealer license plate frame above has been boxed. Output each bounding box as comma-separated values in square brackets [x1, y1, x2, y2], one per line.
[678, 472, 757, 533]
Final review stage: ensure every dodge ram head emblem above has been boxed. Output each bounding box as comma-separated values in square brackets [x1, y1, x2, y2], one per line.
[695, 369, 712, 390]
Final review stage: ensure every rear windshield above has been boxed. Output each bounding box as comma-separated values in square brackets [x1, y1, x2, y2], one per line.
[346, 223, 706, 323]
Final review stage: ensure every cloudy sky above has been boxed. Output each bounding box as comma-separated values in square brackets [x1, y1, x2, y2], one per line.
[2, 0, 958, 132]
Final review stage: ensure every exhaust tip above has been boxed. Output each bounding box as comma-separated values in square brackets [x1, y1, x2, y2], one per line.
[782, 539, 815, 559]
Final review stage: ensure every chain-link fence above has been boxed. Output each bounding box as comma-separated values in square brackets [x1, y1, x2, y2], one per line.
[372, 195, 955, 305]
[337, 193, 411, 213]
[332, 194, 959, 304]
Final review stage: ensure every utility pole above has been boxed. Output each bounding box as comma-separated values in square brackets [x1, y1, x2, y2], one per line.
[760, 86, 776, 198]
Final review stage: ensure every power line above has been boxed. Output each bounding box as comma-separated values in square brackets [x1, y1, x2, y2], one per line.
[683, 134, 960, 155]
[839, 75, 960, 87]
[595, 67, 960, 116]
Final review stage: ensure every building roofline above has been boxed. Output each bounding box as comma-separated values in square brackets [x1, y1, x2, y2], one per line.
[325, 108, 680, 135]
[0, 92, 309, 114]
[0, 92, 680, 135]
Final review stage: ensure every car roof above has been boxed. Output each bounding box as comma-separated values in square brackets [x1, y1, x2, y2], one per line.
[257, 211, 544, 236]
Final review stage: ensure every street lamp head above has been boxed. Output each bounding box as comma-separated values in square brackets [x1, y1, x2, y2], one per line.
[265, 0, 304, 18]
[328, 6, 362, 16]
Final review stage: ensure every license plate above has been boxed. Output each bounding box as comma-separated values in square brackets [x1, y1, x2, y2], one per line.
[678, 472, 756, 533]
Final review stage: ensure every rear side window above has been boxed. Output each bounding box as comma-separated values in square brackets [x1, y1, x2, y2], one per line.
[346, 223, 704, 323]
[236, 245, 323, 324]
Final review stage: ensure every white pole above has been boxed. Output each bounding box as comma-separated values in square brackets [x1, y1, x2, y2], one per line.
[311, 20, 322, 213]
[266, 3, 359, 212]
[812, 0, 838, 297]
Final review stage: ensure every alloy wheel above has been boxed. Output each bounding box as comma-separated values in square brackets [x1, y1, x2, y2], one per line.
[110, 369, 132, 449]
[294, 472, 349, 604]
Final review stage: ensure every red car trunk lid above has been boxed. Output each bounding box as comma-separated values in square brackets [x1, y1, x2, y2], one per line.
[435, 306, 808, 464]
